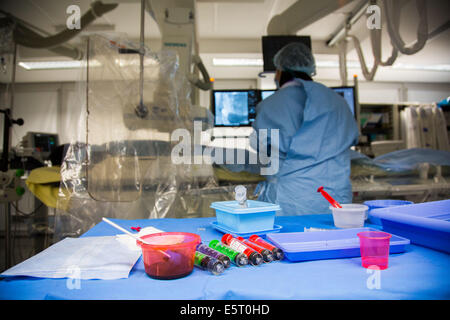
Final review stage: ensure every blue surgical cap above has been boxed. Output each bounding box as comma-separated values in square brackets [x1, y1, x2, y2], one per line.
[273, 42, 316, 76]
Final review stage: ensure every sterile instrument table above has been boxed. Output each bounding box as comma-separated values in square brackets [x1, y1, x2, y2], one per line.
[1, 214, 449, 300]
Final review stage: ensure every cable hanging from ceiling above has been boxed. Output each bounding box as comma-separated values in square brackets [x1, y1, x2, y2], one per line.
[343, 0, 428, 81]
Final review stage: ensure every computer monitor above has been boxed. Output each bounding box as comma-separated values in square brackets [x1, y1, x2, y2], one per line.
[23, 132, 59, 157]
[261, 90, 276, 100]
[331, 86, 356, 117]
[262, 35, 312, 72]
[212, 89, 259, 126]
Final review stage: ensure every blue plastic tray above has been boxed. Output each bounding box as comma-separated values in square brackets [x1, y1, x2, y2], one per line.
[266, 228, 410, 262]
[364, 200, 414, 225]
[211, 200, 280, 233]
[370, 199, 450, 253]
[210, 221, 283, 237]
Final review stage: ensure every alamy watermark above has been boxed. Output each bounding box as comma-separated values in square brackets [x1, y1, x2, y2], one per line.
[66, 265, 81, 290]
[170, 121, 280, 176]
[66, 5, 81, 30]
[366, 266, 381, 290]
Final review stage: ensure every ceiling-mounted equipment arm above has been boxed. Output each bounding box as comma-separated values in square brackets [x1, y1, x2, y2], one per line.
[267, 0, 356, 35]
[12, 1, 117, 50]
[146, 0, 211, 92]
[382, 0, 428, 55]
[330, 0, 399, 81]
[188, 54, 212, 91]
[0, 14, 81, 60]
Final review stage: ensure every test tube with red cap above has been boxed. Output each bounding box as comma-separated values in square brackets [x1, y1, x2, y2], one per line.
[236, 236, 273, 263]
[221, 234, 263, 266]
[248, 235, 284, 260]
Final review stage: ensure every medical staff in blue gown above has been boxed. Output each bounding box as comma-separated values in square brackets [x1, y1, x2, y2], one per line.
[251, 42, 359, 215]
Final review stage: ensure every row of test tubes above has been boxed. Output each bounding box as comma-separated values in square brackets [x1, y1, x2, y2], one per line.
[194, 234, 284, 275]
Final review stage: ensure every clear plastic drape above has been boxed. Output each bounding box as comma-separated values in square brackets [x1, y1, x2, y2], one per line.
[54, 34, 235, 240]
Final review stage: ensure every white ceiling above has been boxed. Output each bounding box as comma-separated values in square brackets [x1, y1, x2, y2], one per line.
[1, 0, 449, 84]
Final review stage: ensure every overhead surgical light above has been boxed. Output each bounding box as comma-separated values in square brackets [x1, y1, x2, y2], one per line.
[17, 59, 450, 73]
[212, 58, 263, 67]
[391, 63, 450, 72]
[114, 58, 158, 67]
[18, 60, 101, 70]
[315, 60, 450, 72]
[315, 60, 360, 69]
[212, 57, 450, 72]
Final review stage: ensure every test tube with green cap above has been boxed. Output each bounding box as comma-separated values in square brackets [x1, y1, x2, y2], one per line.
[208, 240, 248, 267]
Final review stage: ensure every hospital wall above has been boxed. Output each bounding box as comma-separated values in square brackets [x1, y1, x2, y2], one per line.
[0, 80, 449, 149]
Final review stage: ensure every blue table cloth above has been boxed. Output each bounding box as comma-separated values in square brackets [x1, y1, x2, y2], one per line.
[1, 215, 449, 300]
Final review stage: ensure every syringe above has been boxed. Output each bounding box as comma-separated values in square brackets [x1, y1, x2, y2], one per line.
[236, 236, 273, 263]
[196, 243, 231, 268]
[208, 240, 248, 267]
[194, 251, 225, 275]
[248, 235, 284, 260]
[221, 234, 264, 266]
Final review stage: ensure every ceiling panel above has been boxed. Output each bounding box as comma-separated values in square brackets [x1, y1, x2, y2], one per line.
[197, 1, 274, 38]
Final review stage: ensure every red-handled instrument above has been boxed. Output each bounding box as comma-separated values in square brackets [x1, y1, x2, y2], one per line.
[317, 186, 342, 208]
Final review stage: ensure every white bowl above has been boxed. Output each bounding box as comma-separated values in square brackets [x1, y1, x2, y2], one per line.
[330, 204, 368, 228]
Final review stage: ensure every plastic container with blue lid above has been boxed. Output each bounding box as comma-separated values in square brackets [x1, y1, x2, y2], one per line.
[210, 200, 281, 233]
[370, 199, 450, 253]
[266, 227, 410, 262]
[210, 221, 283, 237]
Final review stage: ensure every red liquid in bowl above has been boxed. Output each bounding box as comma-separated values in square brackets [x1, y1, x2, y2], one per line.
[137, 232, 201, 280]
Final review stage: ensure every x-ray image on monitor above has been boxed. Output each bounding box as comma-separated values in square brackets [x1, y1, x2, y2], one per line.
[214, 91, 249, 126]
[213, 90, 259, 126]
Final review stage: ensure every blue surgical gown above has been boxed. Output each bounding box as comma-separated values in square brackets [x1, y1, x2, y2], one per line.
[252, 78, 359, 215]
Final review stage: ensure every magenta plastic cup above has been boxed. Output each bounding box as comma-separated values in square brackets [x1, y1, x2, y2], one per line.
[357, 231, 392, 270]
